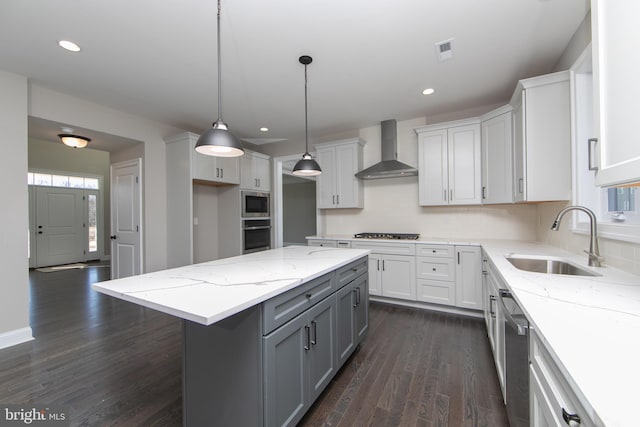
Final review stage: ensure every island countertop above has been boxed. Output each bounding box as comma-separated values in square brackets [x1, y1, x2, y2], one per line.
[92, 246, 370, 326]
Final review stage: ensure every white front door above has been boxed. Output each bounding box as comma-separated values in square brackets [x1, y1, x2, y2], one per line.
[35, 187, 84, 267]
[111, 159, 142, 279]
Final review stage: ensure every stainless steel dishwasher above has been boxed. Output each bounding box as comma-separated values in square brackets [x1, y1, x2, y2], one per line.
[499, 288, 530, 427]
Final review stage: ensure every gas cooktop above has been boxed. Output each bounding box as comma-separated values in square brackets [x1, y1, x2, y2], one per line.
[353, 232, 420, 240]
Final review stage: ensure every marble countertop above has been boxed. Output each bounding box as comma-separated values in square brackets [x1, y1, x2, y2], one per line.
[480, 240, 640, 427]
[92, 246, 370, 326]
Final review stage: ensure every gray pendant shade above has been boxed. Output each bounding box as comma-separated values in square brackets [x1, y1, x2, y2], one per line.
[292, 152, 322, 176]
[195, 121, 244, 157]
[195, 0, 244, 158]
[292, 55, 321, 177]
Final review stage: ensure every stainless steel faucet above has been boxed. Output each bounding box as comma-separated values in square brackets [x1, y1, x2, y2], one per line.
[551, 205, 603, 267]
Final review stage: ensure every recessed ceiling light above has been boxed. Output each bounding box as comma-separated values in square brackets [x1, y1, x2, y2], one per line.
[422, 88, 436, 96]
[58, 40, 81, 52]
[260, 127, 269, 132]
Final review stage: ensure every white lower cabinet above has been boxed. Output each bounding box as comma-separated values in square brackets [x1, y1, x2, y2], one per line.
[455, 246, 482, 310]
[416, 244, 455, 306]
[482, 255, 506, 397]
[529, 329, 596, 427]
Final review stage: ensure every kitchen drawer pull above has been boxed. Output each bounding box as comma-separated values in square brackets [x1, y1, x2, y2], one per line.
[588, 138, 598, 171]
[310, 320, 317, 345]
[562, 408, 581, 425]
[304, 325, 311, 351]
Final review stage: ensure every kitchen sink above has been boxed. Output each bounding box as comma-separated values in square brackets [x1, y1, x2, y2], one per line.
[505, 254, 601, 277]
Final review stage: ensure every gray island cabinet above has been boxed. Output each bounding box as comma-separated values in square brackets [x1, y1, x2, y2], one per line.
[92, 246, 369, 427]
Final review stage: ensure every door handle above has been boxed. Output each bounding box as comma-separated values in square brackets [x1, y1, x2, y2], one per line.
[110, 235, 117, 240]
[304, 325, 310, 351]
[310, 320, 317, 345]
[588, 138, 598, 171]
[37, 231, 43, 234]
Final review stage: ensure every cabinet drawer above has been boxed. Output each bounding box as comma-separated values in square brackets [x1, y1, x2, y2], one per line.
[417, 279, 455, 306]
[530, 330, 596, 426]
[416, 257, 455, 281]
[336, 257, 367, 288]
[308, 239, 337, 248]
[416, 244, 454, 258]
[263, 273, 335, 334]
[351, 241, 416, 255]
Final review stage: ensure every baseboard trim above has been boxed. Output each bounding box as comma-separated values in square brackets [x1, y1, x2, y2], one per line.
[0, 327, 34, 350]
[370, 296, 483, 319]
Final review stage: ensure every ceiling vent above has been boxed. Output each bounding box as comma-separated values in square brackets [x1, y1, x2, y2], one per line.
[435, 38, 454, 62]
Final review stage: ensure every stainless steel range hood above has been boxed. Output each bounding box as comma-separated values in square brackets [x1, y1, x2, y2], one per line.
[355, 119, 418, 180]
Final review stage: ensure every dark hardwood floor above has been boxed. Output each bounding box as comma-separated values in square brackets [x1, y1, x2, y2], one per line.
[0, 264, 508, 426]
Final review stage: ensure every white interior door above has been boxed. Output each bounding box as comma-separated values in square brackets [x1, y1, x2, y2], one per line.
[35, 187, 84, 267]
[111, 159, 142, 279]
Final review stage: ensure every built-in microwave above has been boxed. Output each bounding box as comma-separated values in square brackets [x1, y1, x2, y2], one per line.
[242, 190, 270, 218]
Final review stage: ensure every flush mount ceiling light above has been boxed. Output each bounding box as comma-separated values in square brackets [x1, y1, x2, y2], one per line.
[58, 40, 81, 52]
[422, 88, 436, 95]
[292, 55, 322, 177]
[260, 127, 269, 132]
[58, 133, 90, 148]
[194, 0, 244, 158]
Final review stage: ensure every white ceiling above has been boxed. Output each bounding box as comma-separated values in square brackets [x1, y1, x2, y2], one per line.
[0, 0, 589, 149]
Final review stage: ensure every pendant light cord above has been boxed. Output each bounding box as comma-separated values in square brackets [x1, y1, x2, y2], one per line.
[304, 62, 309, 153]
[217, 0, 223, 122]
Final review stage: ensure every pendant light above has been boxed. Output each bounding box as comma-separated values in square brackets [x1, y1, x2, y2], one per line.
[195, 0, 244, 157]
[292, 55, 322, 176]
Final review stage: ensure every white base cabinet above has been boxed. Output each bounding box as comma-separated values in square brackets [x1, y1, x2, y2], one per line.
[455, 246, 482, 310]
[529, 329, 596, 427]
[351, 241, 416, 301]
[482, 254, 506, 397]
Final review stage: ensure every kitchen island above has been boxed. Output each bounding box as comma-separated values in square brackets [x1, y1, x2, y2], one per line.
[93, 245, 370, 427]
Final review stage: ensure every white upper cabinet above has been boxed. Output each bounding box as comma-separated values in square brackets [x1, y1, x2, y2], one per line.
[480, 106, 513, 204]
[415, 119, 482, 206]
[240, 150, 271, 191]
[591, 0, 640, 186]
[315, 138, 365, 209]
[192, 150, 240, 185]
[510, 71, 571, 202]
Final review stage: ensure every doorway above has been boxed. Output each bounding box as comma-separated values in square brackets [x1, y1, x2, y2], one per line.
[28, 173, 104, 268]
[273, 155, 318, 248]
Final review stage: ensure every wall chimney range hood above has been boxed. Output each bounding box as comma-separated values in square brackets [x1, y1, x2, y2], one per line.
[355, 119, 418, 180]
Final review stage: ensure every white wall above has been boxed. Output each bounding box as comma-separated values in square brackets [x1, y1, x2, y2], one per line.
[0, 70, 31, 345]
[28, 84, 182, 273]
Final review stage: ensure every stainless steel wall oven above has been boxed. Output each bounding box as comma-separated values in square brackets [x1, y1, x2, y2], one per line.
[242, 218, 271, 254]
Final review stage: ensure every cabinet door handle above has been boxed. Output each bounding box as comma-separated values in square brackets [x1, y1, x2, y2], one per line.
[352, 289, 358, 308]
[304, 325, 310, 351]
[518, 178, 524, 194]
[336, 194, 339, 205]
[444, 189, 447, 201]
[588, 138, 599, 171]
[356, 286, 361, 306]
[220, 168, 223, 178]
[332, 195, 336, 205]
[450, 189, 453, 201]
[216, 167, 220, 178]
[377, 259, 380, 271]
[562, 408, 581, 425]
[310, 320, 317, 345]
[489, 295, 496, 318]
[457, 252, 460, 264]
[382, 260, 385, 271]
[482, 186, 486, 199]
